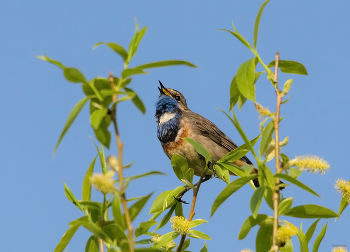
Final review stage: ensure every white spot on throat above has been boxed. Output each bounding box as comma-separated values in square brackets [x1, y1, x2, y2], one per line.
[159, 112, 176, 125]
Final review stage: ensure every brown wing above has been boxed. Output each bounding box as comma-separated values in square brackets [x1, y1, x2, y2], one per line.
[185, 111, 253, 165]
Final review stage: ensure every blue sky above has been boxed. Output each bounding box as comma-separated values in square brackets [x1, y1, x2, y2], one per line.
[1, 0, 349, 251]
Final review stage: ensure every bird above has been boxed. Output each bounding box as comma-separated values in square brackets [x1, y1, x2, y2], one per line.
[155, 81, 260, 187]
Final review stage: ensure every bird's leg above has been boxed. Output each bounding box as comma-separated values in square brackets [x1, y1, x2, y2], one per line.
[174, 175, 212, 204]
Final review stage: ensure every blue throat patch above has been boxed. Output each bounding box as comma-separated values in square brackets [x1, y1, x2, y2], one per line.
[155, 95, 181, 143]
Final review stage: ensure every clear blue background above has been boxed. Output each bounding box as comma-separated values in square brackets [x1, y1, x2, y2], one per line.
[1, 0, 349, 251]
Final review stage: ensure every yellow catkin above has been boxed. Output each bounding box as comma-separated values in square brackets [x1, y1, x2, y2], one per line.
[275, 223, 298, 246]
[170, 216, 190, 235]
[292, 155, 330, 174]
[332, 246, 348, 252]
[335, 179, 350, 203]
[254, 103, 271, 118]
[89, 171, 116, 194]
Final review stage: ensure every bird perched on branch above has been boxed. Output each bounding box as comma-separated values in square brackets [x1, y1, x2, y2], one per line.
[155, 81, 260, 187]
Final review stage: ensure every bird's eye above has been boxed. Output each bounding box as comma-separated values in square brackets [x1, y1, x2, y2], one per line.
[175, 95, 181, 101]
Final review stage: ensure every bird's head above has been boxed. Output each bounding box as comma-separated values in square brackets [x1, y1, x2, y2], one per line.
[155, 81, 189, 120]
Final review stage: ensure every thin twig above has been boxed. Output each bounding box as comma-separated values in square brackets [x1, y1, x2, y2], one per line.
[176, 174, 206, 252]
[109, 72, 134, 252]
[272, 51, 282, 252]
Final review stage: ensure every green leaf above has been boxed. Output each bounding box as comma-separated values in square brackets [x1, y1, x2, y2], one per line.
[188, 230, 211, 240]
[289, 168, 301, 179]
[336, 196, 349, 221]
[264, 186, 274, 210]
[124, 87, 146, 114]
[90, 138, 108, 174]
[128, 25, 148, 62]
[150, 190, 172, 214]
[217, 163, 255, 189]
[54, 224, 80, 252]
[305, 219, 320, 244]
[82, 156, 97, 201]
[129, 193, 153, 222]
[257, 162, 274, 188]
[155, 204, 176, 230]
[54, 96, 90, 155]
[189, 219, 207, 229]
[119, 171, 166, 183]
[256, 224, 273, 252]
[282, 79, 293, 94]
[85, 235, 99, 252]
[312, 222, 328, 252]
[214, 164, 225, 182]
[279, 240, 294, 252]
[185, 168, 194, 184]
[279, 197, 293, 216]
[171, 154, 188, 181]
[259, 120, 274, 157]
[274, 174, 320, 197]
[183, 239, 191, 250]
[63, 67, 86, 83]
[238, 214, 268, 239]
[135, 220, 157, 238]
[135, 249, 164, 252]
[229, 76, 240, 110]
[296, 228, 309, 252]
[112, 194, 125, 229]
[284, 205, 338, 218]
[250, 186, 266, 218]
[90, 108, 108, 130]
[253, 0, 270, 50]
[219, 29, 252, 50]
[122, 68, 148, 79]
[135, 60, 197, 69]
[200, 242, 208, 252]
[219, 149, 249, 163]
[63, 181, 86, 212]
[71, 216, 114, 245]
[93, 42, 128, 61]
[183, 138, 212, 163]
[268, 60, 308, 75]
[79, 201, 102, 211]
[164, 186, 186, 210]
[37, 55, 65, 68]
[235, 57, 257, 101]
[153, 231, 180, 249]
[175, 202, 184, 217]
[211, 174, 258, 216]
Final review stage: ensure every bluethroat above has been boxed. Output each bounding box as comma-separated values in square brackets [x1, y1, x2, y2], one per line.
[155, 81, 260, 187]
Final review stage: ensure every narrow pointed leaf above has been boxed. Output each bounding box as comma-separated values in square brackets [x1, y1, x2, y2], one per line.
[336, 196, 349, 221]
[54, 96, 90, 155]
[122, 68, 147, 79]
[135, 220, 157, 238]
[274, 174, 320, 197]
[250, 186, 266, 218]
[164, 186, 186, 211]
[256, 224, 273, 252]
[238, 214, 268, 239]
[200, 242, 208, 252]
[235, 57, 257, 101]
[155, 204, 176, 230]
[268, 60, 308, 75]
[37, 55, 65, 69]
[112, 194, 125, 228]
[93, 42, 128, 61]
[278, 197, 293, 216]
[296, 228, 309, 252]
[312, 222, 328, 252]
[189, 219, 208, 229]
[82, 156, 97, 201]
[253, 0, 270, 50]
[219, 29, 252, 50]
[54, 224, 80, 252]
[150, 190, 172, 214]
[118, 171, 166, 183]
[183, 138, 212, 163]
[188, 230, 211, 240]
[284, 205, 338, 218]
[63, 181, 85, 212]
[124, 87, 146, 114]
[90, 108, 108, 130]
[129, 193, 153, 221]
[63, 67, 86, 83]
[153, 231, 180, 249]
[211, 174, 258, 216]
[305, 219, 320, 244]
[85, 235, 99, 252]
[171, 154, 188, 181]
[259, 120, 274, 157]
[135, 60, 197, 69]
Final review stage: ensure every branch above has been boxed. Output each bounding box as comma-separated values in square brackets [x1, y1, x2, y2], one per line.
[109, 72, 134, 252]
[272, 51, 282, 252]
[176, 174, 206, 252]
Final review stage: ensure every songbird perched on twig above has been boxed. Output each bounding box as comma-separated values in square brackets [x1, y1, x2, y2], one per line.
[155, 81, 260, 187]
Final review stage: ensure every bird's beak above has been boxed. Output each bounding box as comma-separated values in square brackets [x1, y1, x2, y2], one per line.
[158, 81, 172, 97]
